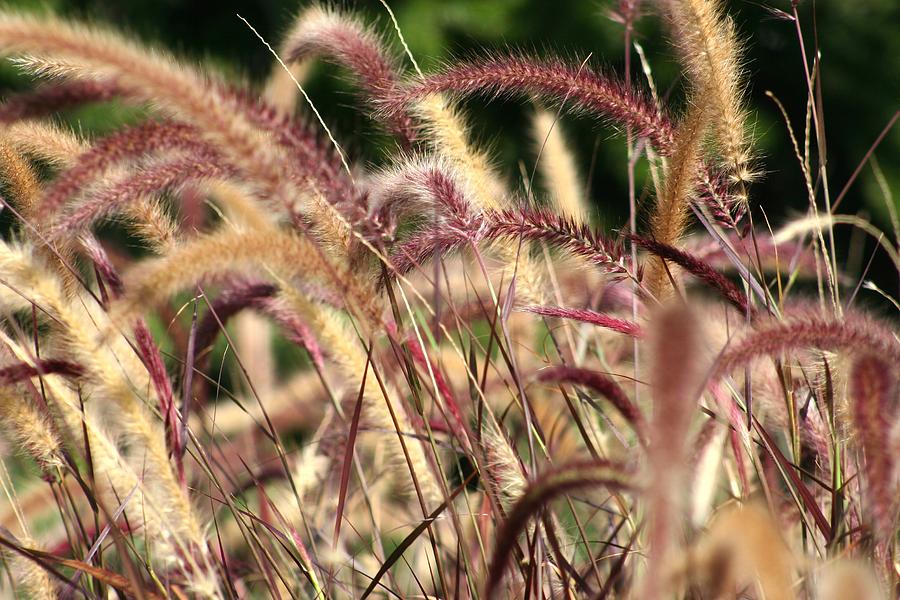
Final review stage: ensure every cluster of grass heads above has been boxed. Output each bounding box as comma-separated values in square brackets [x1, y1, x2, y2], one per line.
[0, 1, 896, 598]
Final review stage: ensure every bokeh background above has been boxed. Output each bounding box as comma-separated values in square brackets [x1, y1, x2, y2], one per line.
[2, 0, 898, 294]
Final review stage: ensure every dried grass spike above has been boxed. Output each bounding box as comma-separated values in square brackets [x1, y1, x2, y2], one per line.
[645, 99, 711, 299]
[532, 109, 587, 223]
[0, 390, 65, 473]
[666, 0, 754, 189]
[0, 532, 57, 600]
[0, 11, 298, 212]
[110, 227, 329, 326]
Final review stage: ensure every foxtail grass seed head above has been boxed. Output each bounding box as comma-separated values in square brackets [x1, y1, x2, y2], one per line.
[0, 4, 894, 598]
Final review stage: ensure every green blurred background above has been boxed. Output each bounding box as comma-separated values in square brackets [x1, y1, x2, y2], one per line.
[2, 0, 898, 296]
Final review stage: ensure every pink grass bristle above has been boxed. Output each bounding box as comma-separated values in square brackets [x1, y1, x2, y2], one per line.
[484, 459, 633, 597]
[0, 79, 127, 124]
[523, 305, 642, 337]
[712, 306, 900, 382]
[849, 354, 899, 539]
[389, 206, 626, 276]
[385, 54, 743, 225]
[538, 365, 647, 442]
[37, 120, 211, 224]
[284, 7, 417, 145]
[630, 234, 752, 315]
[227, 86, 358, 206]
[387, 55, 672, 151]
[642, 303, 708, 598]
[49, 151, 232, 240]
